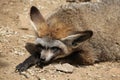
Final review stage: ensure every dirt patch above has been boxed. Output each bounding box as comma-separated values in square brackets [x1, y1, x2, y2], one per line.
[0, 0, 120, 80]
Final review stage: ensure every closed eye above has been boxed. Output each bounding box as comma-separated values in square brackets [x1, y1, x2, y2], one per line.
[51, 47, 62, 53]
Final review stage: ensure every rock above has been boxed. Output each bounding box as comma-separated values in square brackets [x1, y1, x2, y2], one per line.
[54, 63, 74, 73]
[20, 72, 30, 79]
[40, 79, 46, 80]
[14, 47, 25, 56]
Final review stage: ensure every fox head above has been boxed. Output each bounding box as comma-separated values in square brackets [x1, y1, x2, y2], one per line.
[29, 6, 93, 63]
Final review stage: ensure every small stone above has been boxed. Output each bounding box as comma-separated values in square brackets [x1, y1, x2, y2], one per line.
[54, 63, 74, 73]
[111, 75, 116, 77]
[40, 79, 46, 80]
[27, 69, 35, 76]
[20, 72, 30, 78]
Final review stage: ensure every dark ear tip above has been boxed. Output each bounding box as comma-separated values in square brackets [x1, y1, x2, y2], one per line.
[84, 30, 93, 37]
[89, 30, 93, 37]
[25, 42, 35, 49]
[31, 6, 37, 10]
[30, 6, 39, 14]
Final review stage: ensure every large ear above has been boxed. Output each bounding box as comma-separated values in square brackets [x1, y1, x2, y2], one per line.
[30, 6, 48, 37]
[25, 43, 37, 55]
[61, 30, 93, 48]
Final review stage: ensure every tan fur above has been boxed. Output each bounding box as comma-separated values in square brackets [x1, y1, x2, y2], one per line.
[30, 0, 120, 64]
[38, 18, 75, 39]
[37, 23, 49, 37]
[48, 18, 74, 39]
[45, 0, 120, 62]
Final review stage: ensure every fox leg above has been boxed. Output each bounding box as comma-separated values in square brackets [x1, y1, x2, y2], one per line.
[69, 50, 96, 65]
[78, 50, 96, 65]
[16, 55, 39, 72]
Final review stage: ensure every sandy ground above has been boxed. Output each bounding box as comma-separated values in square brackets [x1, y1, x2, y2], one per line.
[0, 0, 120, 80]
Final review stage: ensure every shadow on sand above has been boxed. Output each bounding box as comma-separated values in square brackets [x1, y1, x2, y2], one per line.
[0, 54, 9, 68]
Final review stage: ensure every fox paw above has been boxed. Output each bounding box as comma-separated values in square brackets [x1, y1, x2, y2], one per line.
[15, 63, 28, 72]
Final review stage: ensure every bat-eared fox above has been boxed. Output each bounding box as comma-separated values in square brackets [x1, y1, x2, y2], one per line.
[16, 0, 120, 72]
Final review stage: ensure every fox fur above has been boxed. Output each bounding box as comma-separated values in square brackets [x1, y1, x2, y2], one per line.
[16, 0, 120, 72]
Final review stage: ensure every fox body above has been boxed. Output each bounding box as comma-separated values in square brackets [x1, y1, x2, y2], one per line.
[16, 0, 120, 72]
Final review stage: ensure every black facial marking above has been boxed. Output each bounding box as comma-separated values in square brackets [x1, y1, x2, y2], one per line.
[36, 44, 45, 50]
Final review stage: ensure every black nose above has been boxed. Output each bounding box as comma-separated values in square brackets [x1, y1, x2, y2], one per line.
[40, 58, 45, 62]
